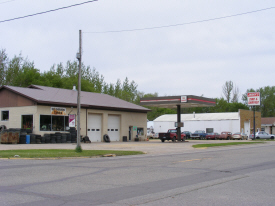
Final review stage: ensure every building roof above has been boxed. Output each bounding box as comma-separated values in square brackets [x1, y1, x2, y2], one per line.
[154, 112, 239, 122]
[0, 85, 150, 113]
[261, 117, 275, 126]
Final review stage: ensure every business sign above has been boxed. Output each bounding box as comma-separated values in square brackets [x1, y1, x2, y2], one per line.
[133, 126, 137, 131]
[51, 107, 66, 115]
[247, 92, 260, 106]
[69, 114, 76, 127]
[181, 96, 187, 103]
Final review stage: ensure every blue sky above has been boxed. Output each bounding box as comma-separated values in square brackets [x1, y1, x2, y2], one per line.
[1, 0, 275, 100]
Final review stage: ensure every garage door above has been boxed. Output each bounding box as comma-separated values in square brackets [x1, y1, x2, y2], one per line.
[108, 115, 120, 141]
[87, 114, 102, 142]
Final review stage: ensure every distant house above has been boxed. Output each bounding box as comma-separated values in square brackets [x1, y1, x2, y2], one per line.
[261, 117, 275, 134]
[153, 110, 261, 135]
[0, 85, 149, 142]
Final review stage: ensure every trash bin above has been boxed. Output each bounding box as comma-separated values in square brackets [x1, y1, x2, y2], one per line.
[123, 136, 127, 142]
[26, 135, 30, 144]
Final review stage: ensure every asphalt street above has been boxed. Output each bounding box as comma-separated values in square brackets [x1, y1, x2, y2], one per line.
[1, 141, 275, 206]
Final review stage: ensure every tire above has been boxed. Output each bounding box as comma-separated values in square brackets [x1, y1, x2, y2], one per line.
[103, 134, 110, 143]
[227, 137, 230, 140]
[271, 136, 274, 140]
[161, 139, 165, 142]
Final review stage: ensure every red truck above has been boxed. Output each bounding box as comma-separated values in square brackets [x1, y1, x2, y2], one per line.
[158, 129, 186, 142]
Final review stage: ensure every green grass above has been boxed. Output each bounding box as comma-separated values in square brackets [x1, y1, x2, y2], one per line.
[0, 149, 144, 158]
[192, 141, 264, 148]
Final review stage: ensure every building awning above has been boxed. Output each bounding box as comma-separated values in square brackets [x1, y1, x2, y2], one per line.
[140, 95, 216, 109]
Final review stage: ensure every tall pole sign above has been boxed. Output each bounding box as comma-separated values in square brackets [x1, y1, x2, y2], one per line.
[247, 92, 260, 139]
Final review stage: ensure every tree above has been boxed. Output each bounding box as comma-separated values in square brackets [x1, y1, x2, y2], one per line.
[222, 81, 233, 103]
[0, 49, 8, 86]
[231, 85, 240, 103]
[243, 86, 275, 117]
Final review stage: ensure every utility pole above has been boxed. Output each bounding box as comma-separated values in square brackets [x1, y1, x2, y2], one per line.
[76, 30, 82, 151]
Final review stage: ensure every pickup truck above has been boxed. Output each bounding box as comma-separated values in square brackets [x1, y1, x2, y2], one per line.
[190, 130, 207, 140]
[159, 129, 186, 142]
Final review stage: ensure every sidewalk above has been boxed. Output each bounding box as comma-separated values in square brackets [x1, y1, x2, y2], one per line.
[0, 140, 196, 155]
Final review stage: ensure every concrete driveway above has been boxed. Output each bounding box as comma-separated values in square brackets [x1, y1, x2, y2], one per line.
[0, 139, 254, 155]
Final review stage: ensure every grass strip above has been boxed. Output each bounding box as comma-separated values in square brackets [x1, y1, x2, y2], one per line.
[192, 141, 264, 148]
[0, 149, 144, 158]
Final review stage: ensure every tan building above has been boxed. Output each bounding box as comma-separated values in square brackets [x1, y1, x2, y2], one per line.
[0, 85, 149, 142]
[261, 117, 275, 134]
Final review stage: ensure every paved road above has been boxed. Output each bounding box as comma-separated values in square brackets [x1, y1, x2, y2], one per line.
[1, 141, 275, 205]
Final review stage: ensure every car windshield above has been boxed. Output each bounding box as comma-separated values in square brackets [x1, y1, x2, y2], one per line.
[234, 132, 241, 135]
[169, 129, 177, 133]
[208, 133, 214, 135]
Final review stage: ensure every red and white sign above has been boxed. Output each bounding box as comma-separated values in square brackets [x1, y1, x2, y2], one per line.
[181, 96, 187, 103]
[247, 92, 260, 106]
[69, 114, 76, 127]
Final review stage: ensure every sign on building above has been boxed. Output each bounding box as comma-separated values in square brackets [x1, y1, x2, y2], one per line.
[69, 114, 76, 127]
[247, 92, 260, 106]
[51, 107, 66, 115]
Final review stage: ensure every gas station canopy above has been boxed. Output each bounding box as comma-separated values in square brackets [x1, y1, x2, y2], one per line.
[140, 95, 216, 108]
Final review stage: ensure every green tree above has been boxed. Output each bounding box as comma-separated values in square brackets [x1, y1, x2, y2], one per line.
[243, 86, 275, 117]
[0, 49, 8, 86]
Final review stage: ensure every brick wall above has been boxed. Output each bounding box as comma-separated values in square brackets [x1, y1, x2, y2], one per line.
[239, 109, 261, 133]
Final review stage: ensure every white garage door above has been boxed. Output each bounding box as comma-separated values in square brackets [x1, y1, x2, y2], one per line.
[108, 115, 120, 141]
[87, 114, 102, 142]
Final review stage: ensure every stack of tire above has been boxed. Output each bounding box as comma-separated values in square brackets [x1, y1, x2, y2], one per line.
[70, 127, 77, 143]
[55, 132, 62, 143]
[35, 135, 42, 144]
[30, 134, 36, 144]
[61, 133, 67, 143]
[44, 134, 51, 143]
[50, 133, 56, 143]
[66, 133, 71, 143]
[19, 129, 27, 144]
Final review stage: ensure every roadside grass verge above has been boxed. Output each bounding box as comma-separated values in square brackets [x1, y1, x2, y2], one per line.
[251, 139, 274, 141]
[192, 141, 264, 148]
[0, 149, 144, 158]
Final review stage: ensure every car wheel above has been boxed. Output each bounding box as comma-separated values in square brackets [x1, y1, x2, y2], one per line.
[271, 136, 274, 140]
[161, 139, 165, 142]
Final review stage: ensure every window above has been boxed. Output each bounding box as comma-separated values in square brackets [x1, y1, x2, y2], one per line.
[22, 115, 33, 129]
[1, 110, 9, 121]
[40, 115, 68, 131]
[137, 128, 144, 136]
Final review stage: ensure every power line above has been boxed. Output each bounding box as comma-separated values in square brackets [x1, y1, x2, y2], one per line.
[0, 0, 17, 5]
[84, 6, 275, 34]
[0, 0, 98, 23]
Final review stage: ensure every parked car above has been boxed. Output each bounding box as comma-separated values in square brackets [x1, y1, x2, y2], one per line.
[147, 131, 158, 139]
[205, 133, 220, 140]
[182, 131, 191, 139]
[159, 129, 186, 142]
[249, 132, 275, 139]
[219, 131, 232, 140]
[190, 130, 207, 139]
[231, 132, 248, 140]
[152, 133, 159, 139]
